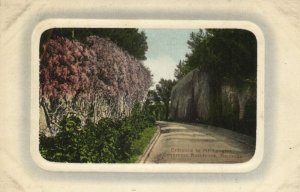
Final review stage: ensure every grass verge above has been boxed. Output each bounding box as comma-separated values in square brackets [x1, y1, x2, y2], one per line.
[127, 126, 157, 163]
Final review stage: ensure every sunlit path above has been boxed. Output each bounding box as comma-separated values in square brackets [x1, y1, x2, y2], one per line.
[144, 121, 255, 163]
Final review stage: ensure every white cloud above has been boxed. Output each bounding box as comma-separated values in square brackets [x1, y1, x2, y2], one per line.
[144, 56, 177, 87]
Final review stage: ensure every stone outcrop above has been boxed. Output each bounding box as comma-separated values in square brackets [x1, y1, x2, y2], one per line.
[169, 68, 210, 121]
[169, 68, 256, 132]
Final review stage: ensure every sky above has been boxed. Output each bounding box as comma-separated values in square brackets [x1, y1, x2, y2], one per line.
[141, 29, 199, 87]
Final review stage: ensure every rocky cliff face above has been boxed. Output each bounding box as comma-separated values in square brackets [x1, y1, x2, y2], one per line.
[169, 68, 211, 121]
[169, 68, 256, 133]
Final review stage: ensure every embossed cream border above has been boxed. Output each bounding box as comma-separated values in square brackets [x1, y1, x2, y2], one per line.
[31, 19, 264, 173]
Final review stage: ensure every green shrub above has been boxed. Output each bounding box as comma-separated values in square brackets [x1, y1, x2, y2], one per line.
[39, 103, 156, 163]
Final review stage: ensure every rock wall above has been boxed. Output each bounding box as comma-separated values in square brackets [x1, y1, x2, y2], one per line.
[169, 68, 256, 132]
[169, 68, 210, 121]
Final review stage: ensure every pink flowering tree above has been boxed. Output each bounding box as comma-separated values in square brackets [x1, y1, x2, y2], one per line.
[40, 36, 152, 136]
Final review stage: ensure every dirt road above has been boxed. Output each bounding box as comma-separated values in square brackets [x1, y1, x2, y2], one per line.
[143, 121, 255, 163]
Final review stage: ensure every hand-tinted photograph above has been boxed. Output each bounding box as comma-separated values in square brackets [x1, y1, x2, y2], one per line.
[39, 28, 257, 163]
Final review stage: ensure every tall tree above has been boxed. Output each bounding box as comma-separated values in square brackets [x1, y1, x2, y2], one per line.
[174, 60, 191, 80]
[143, 90, 163, 120]
[174, 29, 257, 87]
[155, 79, 177, 120]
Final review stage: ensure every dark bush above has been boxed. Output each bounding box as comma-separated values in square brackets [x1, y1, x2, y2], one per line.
[240, 98, 256, 136]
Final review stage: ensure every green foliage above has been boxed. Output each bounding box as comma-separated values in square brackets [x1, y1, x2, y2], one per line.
[143, 90, 162, 120]
[174, 29, 257, 86]
[155, 79, 177, 120]
[40, 28, 148, 60]
[240, 98, 257, 136]
[39, 103, 156, 163]
[144, 79, 177, 121]
[128, 127, 157, 163]
[174, 60, 191, 80]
